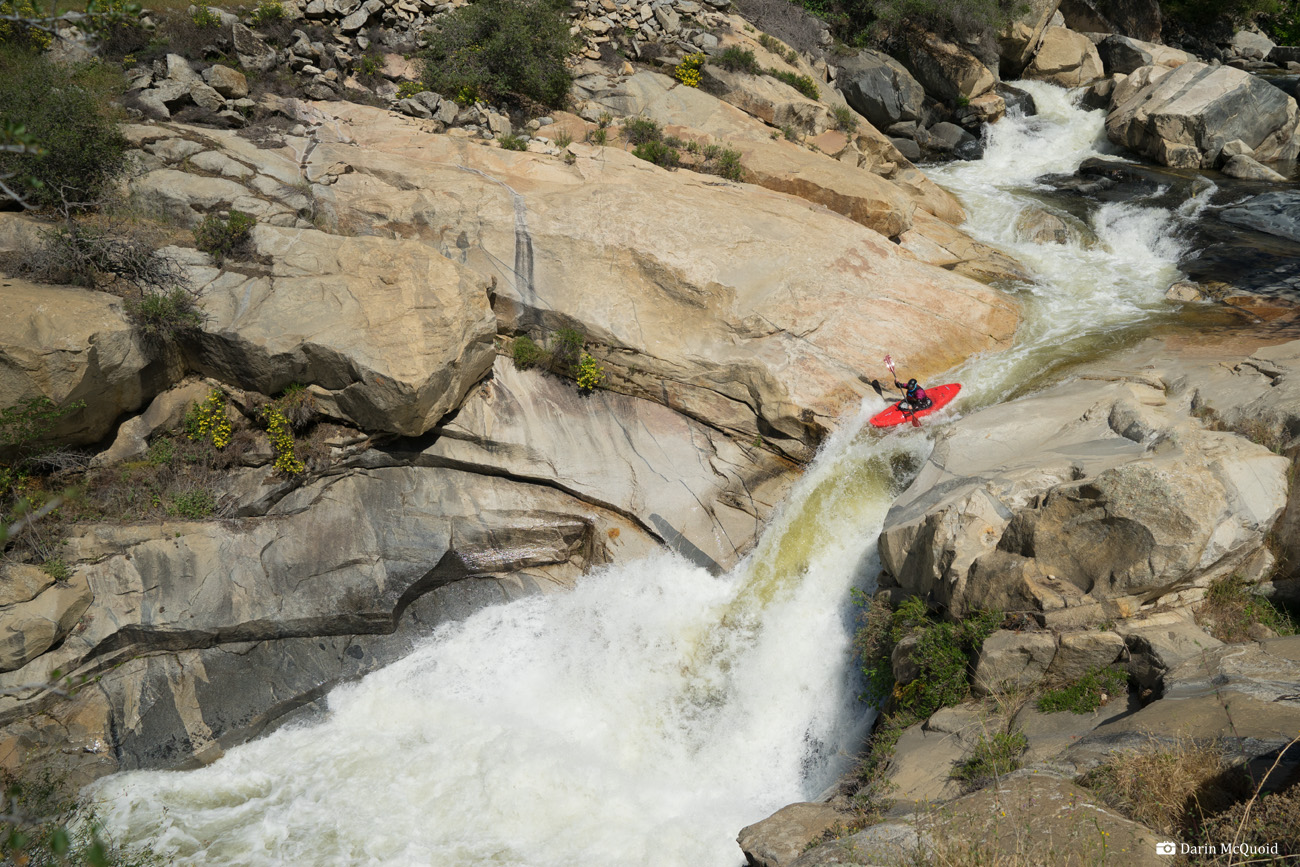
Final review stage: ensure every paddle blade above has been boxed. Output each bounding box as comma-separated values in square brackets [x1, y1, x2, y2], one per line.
[883, 354, 895, 375]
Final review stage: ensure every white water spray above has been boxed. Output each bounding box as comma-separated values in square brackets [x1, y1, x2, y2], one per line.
[89, 83, 1203, 866]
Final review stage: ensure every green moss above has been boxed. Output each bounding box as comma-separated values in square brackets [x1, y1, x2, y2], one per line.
[1036, 666, 1129, 714]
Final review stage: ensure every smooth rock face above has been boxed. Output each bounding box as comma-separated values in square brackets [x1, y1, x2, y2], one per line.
[899, 30, 997, 103]
[1114, 609, 1222, 691]
[1221, 153, 1287, 181]
[877, 372, 1290, 619]
[972, 630, 1057, 695]
[737, 803, 844, 867]
[835, 49, 925, 131]
[186, 225, 498, 437]
[294, 101, 1016, 458]
[1220, 191, 1300, 242]
[0, 272, 175, 447]
[0, 568, 91, 673]
[362, 358, 795, 572]
[1095, 34, 1193, 75]
[1023, 26, 1104, 87]
[1106, 61, 1300, 168]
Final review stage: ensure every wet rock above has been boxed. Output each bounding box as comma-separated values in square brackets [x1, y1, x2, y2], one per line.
[1095, 34, 1195, 75]
[998, 82, 1038, 117]
[1220, 191, 1300, 243]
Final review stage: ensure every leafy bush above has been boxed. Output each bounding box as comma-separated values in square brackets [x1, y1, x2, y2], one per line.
[673, 52, 706, 87]
[552, 326, 585, 369]
[193, 210, 256, 263]
[0, 49, 127, 209]
[0, 0, 52, 49]
[422, 0, 574, 109]
[833, 0, 1012, 42]
[832, 105, 858, 133]
[166, 488, 216, 518]
[127, 288, 203, 342]
[622, 116, 662, 145]
[498, 133, 528, 150]
[575, 353, 605, 392]
[191, 5, 221, 28]
[766, 68, 818, 99]
[512, 335, 543, 369]
[587, 127, 607, 145]
[250, 0, 285, 25]
[952, 730, 1028, 789]
[633, 139, 680, 168]
[357, 53, 382, 76]
[40, 557, 68, 581]
[395, 80, 426, 99]
[715, 45, 760, 73]
[1036, 666, 1129, 714]
[706, 146, 743, 181]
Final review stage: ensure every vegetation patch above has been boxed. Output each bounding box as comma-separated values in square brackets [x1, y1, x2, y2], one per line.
[1036, 666, 1129, 715]
[1197, 573, 1297, 643]
[765, 67, 818, 99]
[831, 105, 858, 134]
[673, 52, 705, 87]
[497, 133, 528, 151]
[715, 45, 760, 74]
[422, 0, 574, 109]
[952, 729, 1028, 791]
[0, 48, 128, 209]
[507, 328, 606, 394]
[194, 209, 257, 264]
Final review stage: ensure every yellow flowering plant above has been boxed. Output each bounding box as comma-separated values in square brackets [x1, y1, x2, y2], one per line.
[674, 53, 705, 88]
[263, 406, 305, 475]
[184, 390, 232, 450]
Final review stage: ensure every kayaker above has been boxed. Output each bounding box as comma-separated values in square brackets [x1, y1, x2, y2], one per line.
[894, 378, 932, 412]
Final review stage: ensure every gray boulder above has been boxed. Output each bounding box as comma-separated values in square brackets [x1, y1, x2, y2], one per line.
[738, 803, 846, 867]
[835, 49, 925, 131]
[1106, 61, 1300, 168]
[1096, 34, 1195, 75]
[1221, 153, 1288, 181]
[898, 30, 996, 104]
[1220, 191, 1300, 243]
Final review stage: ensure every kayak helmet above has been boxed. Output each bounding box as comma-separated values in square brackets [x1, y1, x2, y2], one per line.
[907, 379, 918, 389]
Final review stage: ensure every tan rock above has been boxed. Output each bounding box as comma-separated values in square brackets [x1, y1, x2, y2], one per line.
[1045, 630, 1125, 681]
[202, 64, 248, 99]
[901, 210, 1032, 284]
[0, 270, 173, 447]
[900, 30, 997, 102]
[1024, 26, 1105, 87]
[0, 570, 91, 673]
[998, 0, 1063, 74]
[738, 803, 846, 867]
[92, 380, 215, 467]
[189, 225, 498, 437]
[972, 630, 1058, 695]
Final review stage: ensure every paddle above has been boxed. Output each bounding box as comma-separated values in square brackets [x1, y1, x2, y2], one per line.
[882, 354, 920, 428]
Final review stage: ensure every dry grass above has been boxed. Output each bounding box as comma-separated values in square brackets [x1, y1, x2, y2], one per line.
[1197, 573, 1298, 643]
[1079, 736, 1244, 835]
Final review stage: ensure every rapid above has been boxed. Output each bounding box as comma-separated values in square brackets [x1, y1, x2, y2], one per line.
[86, 82, 1200, 867]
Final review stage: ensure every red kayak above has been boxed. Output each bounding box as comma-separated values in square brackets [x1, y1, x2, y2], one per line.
[869, 383, 962, 428]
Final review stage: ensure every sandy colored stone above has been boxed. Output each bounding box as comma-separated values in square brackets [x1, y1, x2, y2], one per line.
[1024, 26, 1105, 87]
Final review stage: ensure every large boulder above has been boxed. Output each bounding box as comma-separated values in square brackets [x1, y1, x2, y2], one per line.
[1060, 0, 1161, 42]
[1106, 62, 1300, 168]
[738, 803, 846, 867]
[1023, 26, 1105, 87]
[185, 225, 498, 438]
[834, 49, 925, 132]
[359, 358, 795, 573]
[1219, 191, 1300, 244]
[998, 0, 1064, 76]
[0, 270, 177, 448]
[897, 30, 997, 104]
[877, 371, 1289, 620]
[1095, 34, 1195, 75]
[0, 566, 91, 673]
[289, 100, 1017, 459]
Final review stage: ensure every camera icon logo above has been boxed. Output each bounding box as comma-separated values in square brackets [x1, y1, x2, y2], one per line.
[1155, 841, 1177, 856]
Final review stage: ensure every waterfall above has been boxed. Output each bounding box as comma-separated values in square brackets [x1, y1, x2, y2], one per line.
[87, 83, 1200, 867]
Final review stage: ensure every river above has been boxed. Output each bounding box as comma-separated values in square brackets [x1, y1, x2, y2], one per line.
[86, 81, 1203, 866]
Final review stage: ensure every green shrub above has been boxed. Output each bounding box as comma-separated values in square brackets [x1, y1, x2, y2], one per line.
[40, 557, 69, 581]
[395, 80, 426, 99]
[952, 730, 1028, 788]
[145, 437, 175, 466]
[1036, 666, 1129, 714]
[0, 49, 127, 209]
[706, 146, 743, 181]
[622, 116, 662, 145]
[1164, 0, 1279, 25]
[832, 105, 858, 133]
[191, 5, 221, 27]
[250, 0, 284, 26]
[193, 210, 256, 263]
[0, 0, 52, 48]
[357, 53, 382, 76]
[552, 326, 585, 369]
[498, 133, 528, 150]
[126, 288, 203, 342]
[0, 397, 86, 452]
[587, 127, 607, 145]
[766, 68, 818, 99]
[1198, 573, 1297, 642]
[715, 45, 760, 73]
[782, 124, 800, 142]
[512, 335, 543, 369]
[633, 139, 680, 168]
[166, 488, 216, 518]
[553, 129, 573, 148]
[422, 0, 574, 109]
[834, 0, 1012, 42]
